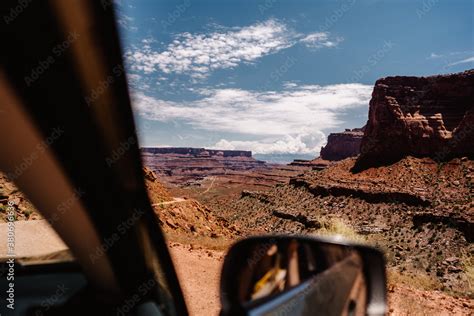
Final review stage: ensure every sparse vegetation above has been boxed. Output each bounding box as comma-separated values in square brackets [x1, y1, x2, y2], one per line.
[312, 218, 367, 243]
[388, 268, 441, 291]
[461, 252, 474, 294]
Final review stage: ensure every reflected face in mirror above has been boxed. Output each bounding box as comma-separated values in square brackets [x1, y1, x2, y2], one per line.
[236, 239, 368, 316]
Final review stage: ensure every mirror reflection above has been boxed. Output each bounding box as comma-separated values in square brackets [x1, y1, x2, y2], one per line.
[237, 239, 367, 315]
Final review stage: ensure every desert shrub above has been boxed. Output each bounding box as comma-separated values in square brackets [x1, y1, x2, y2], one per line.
[388, 268, 441, 291]
[461, 253, 474, 293]
[312, 218, 366, 243]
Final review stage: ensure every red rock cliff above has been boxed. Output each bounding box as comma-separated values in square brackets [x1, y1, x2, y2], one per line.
[355, 69, 474, 170]
[320, 128, 364, 161]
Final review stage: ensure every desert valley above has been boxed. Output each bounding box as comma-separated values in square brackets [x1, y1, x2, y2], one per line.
[1, 70, 473, 315]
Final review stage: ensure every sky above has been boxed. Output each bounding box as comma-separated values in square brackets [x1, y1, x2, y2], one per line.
[116, 0, 473, 162]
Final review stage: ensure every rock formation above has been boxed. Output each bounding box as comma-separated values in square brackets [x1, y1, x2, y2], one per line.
[355, 69, 474, 170]
[320, 128, 364, 160]
[141, 147, 252, 158]
[222, 156, 473, 293]
[143, 166, 238, 239]
[141, 147, 308, 187]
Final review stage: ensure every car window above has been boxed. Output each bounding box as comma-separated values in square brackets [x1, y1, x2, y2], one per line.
[0, 171, 74, 264]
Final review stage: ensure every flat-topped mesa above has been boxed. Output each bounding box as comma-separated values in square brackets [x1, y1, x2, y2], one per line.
[320, 128, 364, 161]
[354, 69, 474, 171]
[141, 147, 252, 158]
[142, 147, 295, 187]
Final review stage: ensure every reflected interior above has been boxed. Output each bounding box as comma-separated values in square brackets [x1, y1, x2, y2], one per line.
[237, 239, 367, 315]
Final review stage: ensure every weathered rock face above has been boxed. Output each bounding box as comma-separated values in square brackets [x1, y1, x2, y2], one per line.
[141, 147, 308, 187]
[320, 128, 364, 161]
[223, 156, 474, 293]
[141, 147, 252, 158]
[356, 70, 474, 170]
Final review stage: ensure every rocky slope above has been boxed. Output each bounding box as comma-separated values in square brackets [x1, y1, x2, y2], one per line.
[218, 156, 473, 296]
[356, 69, 474, 170]
[320, 128, 364, 161]
[142, 167, 237, 241]
[0, 171, 41, 222]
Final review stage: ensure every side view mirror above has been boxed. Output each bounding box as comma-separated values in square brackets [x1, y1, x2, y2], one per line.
[220, 236, 387, 316]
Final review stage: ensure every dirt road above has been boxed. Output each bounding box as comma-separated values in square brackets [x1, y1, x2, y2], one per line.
[152, 197, 187, 206]
[169, 243, 224, 316]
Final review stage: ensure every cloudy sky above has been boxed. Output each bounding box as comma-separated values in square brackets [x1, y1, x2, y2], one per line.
[117, 0, 473, 162]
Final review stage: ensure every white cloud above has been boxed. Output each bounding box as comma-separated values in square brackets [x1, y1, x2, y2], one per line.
[448, 56, 474, 67]
[126, 19, 341, 78]
[132, 83, 372, 154]
[213, 133, 326, 155]
[428, 52, 443, 59]
[282, 82, 298, 88]
[300, 32, 343, 49]
[427, 51, 474, 63]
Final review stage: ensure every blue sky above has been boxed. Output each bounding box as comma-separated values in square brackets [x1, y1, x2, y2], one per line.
[116, 0, 473, 161]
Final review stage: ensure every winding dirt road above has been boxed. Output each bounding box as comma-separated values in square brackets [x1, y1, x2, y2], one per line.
[152, 197, 187, 206]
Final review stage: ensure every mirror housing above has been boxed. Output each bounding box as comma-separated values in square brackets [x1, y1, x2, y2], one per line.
[220, 235, 387, 316]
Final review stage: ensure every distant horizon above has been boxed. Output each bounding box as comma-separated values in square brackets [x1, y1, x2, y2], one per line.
[140, 146, 317, 164]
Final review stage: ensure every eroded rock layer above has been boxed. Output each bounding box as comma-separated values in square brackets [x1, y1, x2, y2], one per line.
[219, 156, 474, 295]
[356, 70, 474, 170]
[141, 147, 307, 188]
[320, 128, 364, 161]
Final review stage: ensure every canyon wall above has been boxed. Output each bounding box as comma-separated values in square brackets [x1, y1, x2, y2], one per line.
[141, 147, 306, 187]
[355, 69, 474, 170]
[141, 147, 252, 158]
[320, 128, 364, 161]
